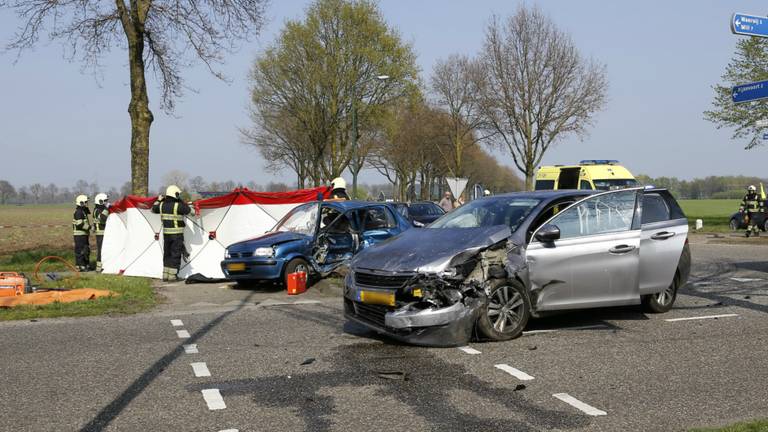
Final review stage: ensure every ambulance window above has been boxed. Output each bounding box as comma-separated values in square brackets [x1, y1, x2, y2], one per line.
[535, 180, 555, 190]
[580, 180, 593, 190]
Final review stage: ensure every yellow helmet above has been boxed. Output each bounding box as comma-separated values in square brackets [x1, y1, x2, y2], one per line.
[331, 177, 346, 190]
[165, 185, 182, 198]
[75, 194, 89, 206]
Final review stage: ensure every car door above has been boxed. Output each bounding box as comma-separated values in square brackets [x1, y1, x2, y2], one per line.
[526, 189, 641, 311]
[359, 206, 399, 247]
[638, 190, 689, 295]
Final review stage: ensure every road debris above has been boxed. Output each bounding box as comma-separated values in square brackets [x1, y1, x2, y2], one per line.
[300, 358, 316, 365]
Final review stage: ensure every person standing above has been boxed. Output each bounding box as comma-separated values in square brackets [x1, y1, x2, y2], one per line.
[330, 177, 350, 200]
[741, 185, 761, 237]
[152, 185, 191, 281]
[72, 194, 91, 271]
[93, 193, 110, 272]
[439, 191, 454, 212]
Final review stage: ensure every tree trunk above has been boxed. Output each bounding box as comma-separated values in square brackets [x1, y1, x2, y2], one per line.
[525, 170, 534, 191]
[127, 38, 153, 196]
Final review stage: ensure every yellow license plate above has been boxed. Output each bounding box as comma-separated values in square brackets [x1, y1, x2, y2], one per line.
[227, 263, 246, 272]
[359, 290, 395, 306]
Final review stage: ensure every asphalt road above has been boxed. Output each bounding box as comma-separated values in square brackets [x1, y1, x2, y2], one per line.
[1, 235, 767, 432]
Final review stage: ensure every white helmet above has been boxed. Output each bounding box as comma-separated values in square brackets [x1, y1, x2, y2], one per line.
[748, 185, 757, 192]
[75, 194, 89, 206]
[332, 177, 347, 190]
[483, 189, 491, 196]
[95, 193, 109, 205]
[165, 185, 182, 198]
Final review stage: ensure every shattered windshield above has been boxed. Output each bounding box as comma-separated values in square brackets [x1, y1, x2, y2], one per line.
[273, 203, 318, 235]
[429, 197, 540, 231]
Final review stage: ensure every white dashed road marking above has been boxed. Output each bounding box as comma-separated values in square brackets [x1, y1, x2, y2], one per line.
[176, 330, 191, 338]
[523, 324, 609, 335]
[730, 277, 762, 282]
[494, 364, 535, 381]
[191, 362, 211, 377]
[553, 393, 607, 416]
[665, 313, 739, 322]
[170, 319, 184, 327]
[458, 346, 482, 355]
[219, 429, 239, 432]
[201, 389, 226, 410]
[183, 344, 199, 354]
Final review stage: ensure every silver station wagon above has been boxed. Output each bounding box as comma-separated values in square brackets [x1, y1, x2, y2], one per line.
[343, 188, 691, 347]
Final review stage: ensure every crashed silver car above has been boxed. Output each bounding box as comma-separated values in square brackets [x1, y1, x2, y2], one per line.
[344, 188, 691, 346]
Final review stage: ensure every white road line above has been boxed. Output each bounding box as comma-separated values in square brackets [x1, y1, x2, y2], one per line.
[191, 362, 211, 377]
[730, 277, 762, 282]
[183, 344, 199, 354]
[553, 393, 607, 416]
[219, 430, 239, 432]
[665, 313, 739, 322]
[201, 389, 226, 410]
[176, 330, 190, 338]
[494, 364, 535, 381]
[523, 324, 609, 335]
[170, 319, 184, 327]
[458, 346, 482, 355]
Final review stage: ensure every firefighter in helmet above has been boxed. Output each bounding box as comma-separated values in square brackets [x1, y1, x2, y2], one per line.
[740, 185, 761, 237]
[72, 194, 91, 271]
[330, 177, 350, 200]
[93, 193, 110, 272]
[152, 185, 191, 281]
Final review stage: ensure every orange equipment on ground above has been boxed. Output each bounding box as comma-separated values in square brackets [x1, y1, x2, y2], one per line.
[286, 271, 307, 295]
[0, 272, 29, 297]
[0, 288, 116, 307]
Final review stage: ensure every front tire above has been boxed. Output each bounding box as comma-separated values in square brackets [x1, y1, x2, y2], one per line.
[642, 272, 679, 313]
[477, 279, 530, 341]
[283, 258, 310, 286]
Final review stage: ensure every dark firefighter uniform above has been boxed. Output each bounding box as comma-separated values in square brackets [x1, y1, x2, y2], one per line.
[741, 190, 762, 237]
[72, 202, 91, 271]
[93, 203, 109, 272]
[152, 196, 191, 280]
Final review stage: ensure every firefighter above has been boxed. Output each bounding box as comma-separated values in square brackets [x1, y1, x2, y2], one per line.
[330, 177, 350, 200]
[93, 193, 110, 272]
[72, 194, 91, 271]
[152, 185, 191, 281]
[740, 185, 761, 237]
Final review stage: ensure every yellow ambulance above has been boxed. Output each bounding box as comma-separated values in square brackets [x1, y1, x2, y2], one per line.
[534, 160, 638, 191]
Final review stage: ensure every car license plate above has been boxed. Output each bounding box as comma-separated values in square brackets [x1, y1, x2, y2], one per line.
[227, 263, 246, 272]
[359, 290, 395, 306]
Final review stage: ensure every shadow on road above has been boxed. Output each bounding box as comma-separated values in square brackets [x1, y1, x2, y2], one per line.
[78, 292, 257, 432]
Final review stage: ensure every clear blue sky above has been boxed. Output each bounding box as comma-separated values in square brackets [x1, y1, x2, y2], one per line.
[1, 1, 765, 190]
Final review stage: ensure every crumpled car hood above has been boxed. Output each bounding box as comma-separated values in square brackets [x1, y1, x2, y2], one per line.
[228, 231, 309, 251]
[352, 226, 512, 273]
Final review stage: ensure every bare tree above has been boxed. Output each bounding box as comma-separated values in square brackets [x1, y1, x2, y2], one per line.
[431, 54, 490, 176]
[29, 183, 42, 203]
[162, 170, 189, 191]
[0, 180, 16, 204]
[479, 6, 608, 189]
[3, 0, 268, 195]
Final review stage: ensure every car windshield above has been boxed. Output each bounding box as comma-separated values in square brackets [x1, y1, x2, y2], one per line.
[593, 179, 638, 191]
[409, 203, 444, 216]
[273, 203, 318, 235]
[429, 197, 541, 231]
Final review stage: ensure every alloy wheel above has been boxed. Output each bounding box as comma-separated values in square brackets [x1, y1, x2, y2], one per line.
[655, 283, 675, 306]
[487, 285, 524, 333]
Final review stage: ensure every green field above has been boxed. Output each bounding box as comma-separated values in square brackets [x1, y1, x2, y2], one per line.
[689, 418, 768, 432]
[678, 199, 739, 232]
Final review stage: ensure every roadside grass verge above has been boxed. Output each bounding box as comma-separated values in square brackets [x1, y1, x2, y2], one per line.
[0, 248, 157, 321]
[679, 199, 739, 233]
[689, 419, 768, 432]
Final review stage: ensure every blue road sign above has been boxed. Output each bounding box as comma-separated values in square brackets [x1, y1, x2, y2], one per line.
[732, 13, 768, 37]
[732, 80, 768, 104]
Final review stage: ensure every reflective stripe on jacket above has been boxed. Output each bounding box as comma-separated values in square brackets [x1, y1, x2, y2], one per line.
[93, 205, 109, 235]
[73, 207, 91, 236]
[152, 198, 191, 235]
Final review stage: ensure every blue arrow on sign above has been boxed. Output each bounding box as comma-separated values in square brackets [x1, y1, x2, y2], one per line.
[732, 80, 768, 104]
[732, 13, 768, 37]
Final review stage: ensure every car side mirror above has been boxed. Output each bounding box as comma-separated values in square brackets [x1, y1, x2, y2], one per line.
[535, 224, 561, 243]
[412, 220, 425, 228]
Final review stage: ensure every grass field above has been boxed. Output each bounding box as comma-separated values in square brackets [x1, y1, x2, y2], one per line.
[678, 199, 740, 232]
[689, 419, 768, 432]
[0, 204, 72, 255]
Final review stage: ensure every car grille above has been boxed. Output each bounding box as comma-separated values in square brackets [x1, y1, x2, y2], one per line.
[354, 271, 413, 288]
[228, 252, 253, 259]
[349, 300, 390, 327]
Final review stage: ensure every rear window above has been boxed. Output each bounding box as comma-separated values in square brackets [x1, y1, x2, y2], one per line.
[409, 203, 443, 216]
[535, 180, 555, 190]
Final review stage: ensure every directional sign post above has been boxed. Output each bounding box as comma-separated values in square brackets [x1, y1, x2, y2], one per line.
[732, 13, 768, 37]
[732, 80, 768, 104]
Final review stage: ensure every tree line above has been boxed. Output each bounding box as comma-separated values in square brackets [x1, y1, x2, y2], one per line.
[636, 175, 768, 200]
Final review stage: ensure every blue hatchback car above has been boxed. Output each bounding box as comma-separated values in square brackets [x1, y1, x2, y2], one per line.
[221, 200, 411, 285]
